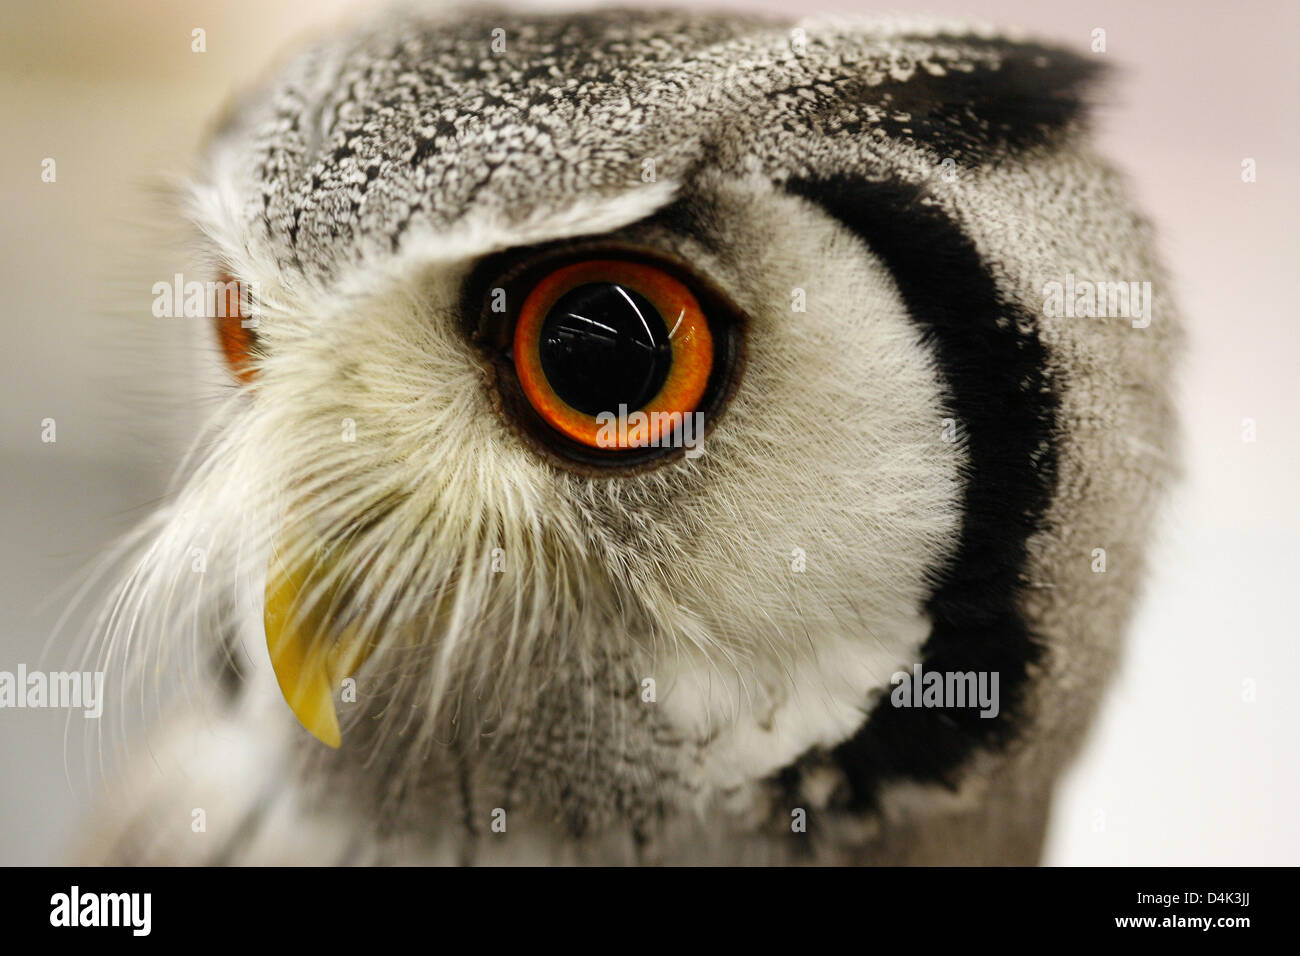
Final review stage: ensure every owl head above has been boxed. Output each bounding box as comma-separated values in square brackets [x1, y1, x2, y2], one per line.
[95, 6, 1177, 864]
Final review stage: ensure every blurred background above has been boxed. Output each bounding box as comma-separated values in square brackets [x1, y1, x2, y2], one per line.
[1, 0, 1296, 865]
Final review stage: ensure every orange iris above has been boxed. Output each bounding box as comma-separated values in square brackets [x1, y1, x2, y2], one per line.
[214, 271, 257, 383]
[512, 260, 713, 449]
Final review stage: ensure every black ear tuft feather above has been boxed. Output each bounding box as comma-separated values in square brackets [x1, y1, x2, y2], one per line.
[832, 36, 1106, 161]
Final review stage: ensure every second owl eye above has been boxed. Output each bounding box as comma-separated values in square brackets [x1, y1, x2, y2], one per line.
[512, 260, 714, 449]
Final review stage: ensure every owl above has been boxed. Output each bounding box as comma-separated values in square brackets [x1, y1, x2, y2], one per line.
[83, 5, 1179, 865]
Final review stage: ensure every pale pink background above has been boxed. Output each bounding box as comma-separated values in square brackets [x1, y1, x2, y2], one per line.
[0, 0, 1296, 864]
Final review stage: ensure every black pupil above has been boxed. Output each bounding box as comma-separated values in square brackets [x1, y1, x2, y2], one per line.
[537, 282, 673, 416]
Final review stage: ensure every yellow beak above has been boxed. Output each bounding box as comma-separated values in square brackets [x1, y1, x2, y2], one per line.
[264, 539, 372, 748]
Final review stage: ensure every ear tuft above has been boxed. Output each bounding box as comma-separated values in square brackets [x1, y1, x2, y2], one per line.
[902, 36, 1107, 154]
[805, 28, 1108, 161]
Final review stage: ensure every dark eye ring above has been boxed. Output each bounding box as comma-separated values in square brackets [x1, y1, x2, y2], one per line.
[467, 245, 746, 472]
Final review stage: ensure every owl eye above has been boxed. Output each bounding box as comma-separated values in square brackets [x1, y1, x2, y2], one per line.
[468, 246, 746, 470]
[511, 260, 714, 449]
[213, 270, 258, 383]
